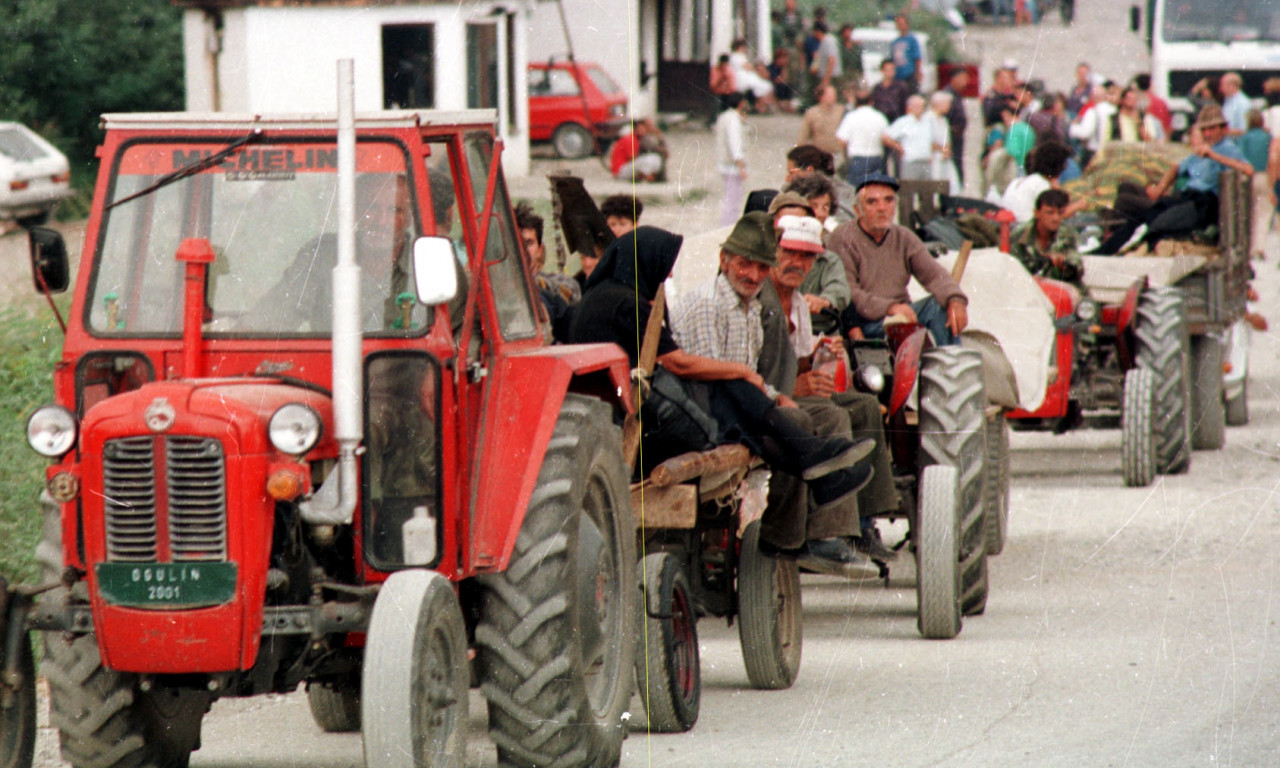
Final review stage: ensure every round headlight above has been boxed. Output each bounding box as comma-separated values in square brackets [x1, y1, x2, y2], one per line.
[857, 365, 886, 393]
[27, 406, 77, 458]
[269, 404, 322, 455]
[1076, 298, 1099, 323]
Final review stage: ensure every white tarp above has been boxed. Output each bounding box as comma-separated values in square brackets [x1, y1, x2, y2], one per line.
[909, 247, 1057, 412]
[1079, 253, 1208, 304]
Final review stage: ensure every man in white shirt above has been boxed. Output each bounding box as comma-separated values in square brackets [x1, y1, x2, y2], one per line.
[835, 87, 891, 186]
[715, 93, 750, 226]
[1220, 72, 1250, 137]
[884, 94, 933, 181]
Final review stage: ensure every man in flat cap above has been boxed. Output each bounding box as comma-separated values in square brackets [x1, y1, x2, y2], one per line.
[829, 173, 968, 345]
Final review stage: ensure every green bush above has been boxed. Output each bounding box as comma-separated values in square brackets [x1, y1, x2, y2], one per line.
[0, 311, 63, 583]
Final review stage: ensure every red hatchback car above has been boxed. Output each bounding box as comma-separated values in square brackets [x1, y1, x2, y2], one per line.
[528, 60, 629, 159]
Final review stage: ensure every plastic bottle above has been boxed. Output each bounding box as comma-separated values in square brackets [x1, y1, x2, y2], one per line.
[402, 505, 437, 565]
[811, 338, 850, 392]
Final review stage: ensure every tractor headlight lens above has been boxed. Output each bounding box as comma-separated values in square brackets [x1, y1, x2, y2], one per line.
[27, 406, 77, 458]
[857, 365, 886, 393]
[269, 404, 322, 455]
[1076, 298, 1100, 323]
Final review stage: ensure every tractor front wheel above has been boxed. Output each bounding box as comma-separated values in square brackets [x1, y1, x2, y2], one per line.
[1122, 367, 1157, 487]
[0, 577, 36, 768]
[915, 465, 962, 639]
[475, 394, 637, 768]
[981, 410, 1011, 556]
[1134, 287, 1191, 474]
[361, 570, 469, 768]
[737, 521, 803, 689]
[635, 552, 701, 733]
[308, 678, 361, 733]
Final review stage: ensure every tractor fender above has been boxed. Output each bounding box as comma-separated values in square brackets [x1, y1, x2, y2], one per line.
[1115, 277, 1147, 370]
[960, 331, 1020, 410]
[1035, 277, 1081, 319]
[889, 327, 931, 418]
[468, 343, 630, 573]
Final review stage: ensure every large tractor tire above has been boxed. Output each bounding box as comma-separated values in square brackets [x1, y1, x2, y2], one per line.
[737, 521, 802, 690]
[0, 577, 36, 768]
[474, 394, 637, 768]
[308, 680, 361, 733]
[981, 410, 1011, 557]
[917, 346, 989, 621]
[1134, 287, 1191, 474]
[635, 552, 700, 733]
[1189, 334, 1226, 450]
[37, 494, 212, 768]
[1122, 368, 1157, 487]
[915, 465, 962, 639]
[362, 570, 469, 768]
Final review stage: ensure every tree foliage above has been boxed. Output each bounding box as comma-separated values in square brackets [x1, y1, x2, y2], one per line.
[0, 0, 184, 176]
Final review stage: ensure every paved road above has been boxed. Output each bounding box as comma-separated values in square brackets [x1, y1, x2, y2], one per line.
[25, 1, 1280, 766]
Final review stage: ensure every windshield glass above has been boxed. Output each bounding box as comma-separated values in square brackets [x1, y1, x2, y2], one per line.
[89, 139, 434, 338]
[1161, 1, 1280, 42]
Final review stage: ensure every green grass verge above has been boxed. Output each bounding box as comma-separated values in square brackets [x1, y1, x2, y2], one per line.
[0, 311, 63, 583]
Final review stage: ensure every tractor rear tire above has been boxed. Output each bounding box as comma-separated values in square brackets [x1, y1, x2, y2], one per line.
[475, 394, 636, 768]
[1134, 287, 1191, 474]
[981, 410, 1011, 557]
[552, 123, 595, 159]
[0, 578, 36, 768]
[737, 521, 802, 690]
[916, 465, 962, 639]
[635, 552, 700, 733]
[308, 681, 361, 733]
[1122, 368, 1157, 487]
[917, 346, 989, 623]
[1189, 334, 1226, 450]
[362, 570, 468, 768]
[37, 494, 211, 768]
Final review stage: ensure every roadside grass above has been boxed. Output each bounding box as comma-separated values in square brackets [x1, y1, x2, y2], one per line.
[0, 310, 63, 583]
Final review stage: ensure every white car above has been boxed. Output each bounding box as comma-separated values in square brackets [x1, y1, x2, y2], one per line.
[0, 122, 73, 226]
[853, 25, 935, 93]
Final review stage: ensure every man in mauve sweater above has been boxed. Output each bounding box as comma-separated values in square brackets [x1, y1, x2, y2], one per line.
[828, 173, 968, 345]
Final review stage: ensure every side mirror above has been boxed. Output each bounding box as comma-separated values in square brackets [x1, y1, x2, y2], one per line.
[412, 236, 459, 305]
[29, 226, 69, 294]
[1130, 5, 1141, 33]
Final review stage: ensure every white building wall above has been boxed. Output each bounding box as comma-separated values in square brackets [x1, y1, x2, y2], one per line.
[181, 3, 530, 176]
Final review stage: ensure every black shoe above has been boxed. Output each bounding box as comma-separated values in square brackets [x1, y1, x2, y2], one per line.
[795, 537, 881, 579]
[800, 437, 875, 481]
[851, 527, 898, 562]
[810, 463, 874, 509]
[758, 538, 803, 559]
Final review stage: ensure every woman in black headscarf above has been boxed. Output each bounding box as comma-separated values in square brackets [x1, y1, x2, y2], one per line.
[569, 226, 870, 511]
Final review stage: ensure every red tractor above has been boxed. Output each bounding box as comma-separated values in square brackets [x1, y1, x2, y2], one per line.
[3, 68, 638, 768]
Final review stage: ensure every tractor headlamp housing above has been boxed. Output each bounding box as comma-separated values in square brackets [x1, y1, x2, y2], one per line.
[1076, 298, 1100, 323]
[27, 406, 77, 458]
[269, 404, 322, 456]
[857, 364, 886, 393]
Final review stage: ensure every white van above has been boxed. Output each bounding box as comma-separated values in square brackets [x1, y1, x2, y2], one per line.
[852, 24, 935, 93]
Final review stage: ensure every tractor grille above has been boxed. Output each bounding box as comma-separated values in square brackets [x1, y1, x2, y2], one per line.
[103, 436, 227, 562]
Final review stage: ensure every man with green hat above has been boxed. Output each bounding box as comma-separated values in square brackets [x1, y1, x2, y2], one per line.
[671, 211, 875, 570]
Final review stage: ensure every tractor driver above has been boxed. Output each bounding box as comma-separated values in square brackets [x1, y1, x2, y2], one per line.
[1009, 188, 1086, 290]
[241, 172, 423, 333]
[829, 173, 968, 346]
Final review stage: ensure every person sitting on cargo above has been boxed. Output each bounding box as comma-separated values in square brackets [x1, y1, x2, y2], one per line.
[569, 222, 874, 545]
[1009, 188, 1086, 289]
[1096, 104, 1254, 254]
[829, 173, 969, 346]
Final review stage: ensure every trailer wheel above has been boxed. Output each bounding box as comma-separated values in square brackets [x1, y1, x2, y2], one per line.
[0, 577, 35, 768]
[308, 680, 361, 733]
[981, 410, 1011, 556]
[1134, 287, 1191, 473]
[362, 570, 468, 768]
[1189, 334, 1226, 450]
[916, 465, 962, 639]
[1225, 379, 1248, 426]
[1122, 368, 1157, 487]
[552, 123, 595, 159]
[918, 346, 988, 624]
[475, 394, 636, 768]
[37, 494, 211, 768]
[635, 552, 700, 733]
[737, 521, 802, 690]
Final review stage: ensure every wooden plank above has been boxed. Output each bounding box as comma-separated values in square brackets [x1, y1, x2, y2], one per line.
[631, 484, 698, 530]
